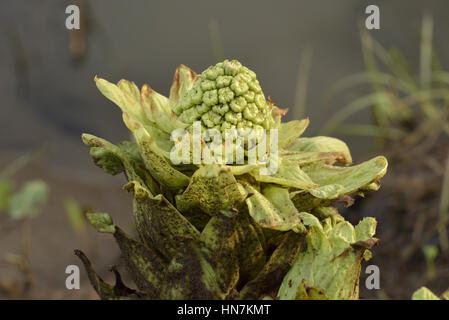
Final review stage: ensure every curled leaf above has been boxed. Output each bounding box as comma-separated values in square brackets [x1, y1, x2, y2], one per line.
[262, 185, 306, 233]
[304, 156, 388, 199]
[278, 217, 377, 300]
[82, 133, 160, 195]
[250, 158, 318, 190]
[243, 183, 305, 232]
[74, 250, 141, 300]
[125, 180, 200, 259]
[169, 64, 199, 103]
[278, 118, 310, 148]
[285, 136, 352, 165]
[132, 127, 190, 190]
[86, 212, 115, 234]
[140, 84, 188, 134]
[238, 232, 304, 299]
[176, 164, 246, 216]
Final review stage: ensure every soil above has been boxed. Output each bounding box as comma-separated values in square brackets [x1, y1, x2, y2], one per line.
[345, 136, 449, 299]
[0, 155, 136, 299]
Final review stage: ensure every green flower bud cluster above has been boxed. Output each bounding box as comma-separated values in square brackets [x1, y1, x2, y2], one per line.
[174, 60, 273, 133]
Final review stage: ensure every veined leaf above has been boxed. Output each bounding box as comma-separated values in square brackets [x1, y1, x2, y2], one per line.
[277, 217, 377, 300]
[262, 185, 306, 233]
[176, 164, 246, 216]
[243, 183, 306, 232]
[304, 156, 388, 199]
[125, 180, 199, 259]
[250, 158, 318, 190]
[285, 136, 352, 165]
[82, 133, 160, 195]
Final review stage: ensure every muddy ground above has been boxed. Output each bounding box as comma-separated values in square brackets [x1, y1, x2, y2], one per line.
[347, 139, 449, 300]
[0, 154, 136, 299]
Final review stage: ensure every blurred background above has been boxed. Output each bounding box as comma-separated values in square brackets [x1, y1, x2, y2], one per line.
[1, 0, 449, 299]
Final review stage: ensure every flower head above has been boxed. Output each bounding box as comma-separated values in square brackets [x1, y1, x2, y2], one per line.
[174, 60, 274, 133]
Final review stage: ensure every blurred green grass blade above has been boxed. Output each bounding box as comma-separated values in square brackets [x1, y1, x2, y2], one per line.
[431, 51, 445, 88]
[404, 88, 449, 126]
[423, 245, 438, 281]
[401, 88, 449, 106]
[9, 180, 49, 220]
[420, 13, 433, 91]
[208, 19, 224, 63]
[332, 124, 404, 139]
[388, 48, 418, 92]
[361, 29, 390, 70]
[320, 93, 383, 135]
[361, 30, 392, 135]
[64, 197, 87, 234]
[438, 152, 449, 252]
[292, 47, 313, 120]
[433, 71, 449, 85]
[0, 151, 35, 180]
[0, 179, 15, 211]
[323, 72, 412, 106]
[361, 30, 383, 93]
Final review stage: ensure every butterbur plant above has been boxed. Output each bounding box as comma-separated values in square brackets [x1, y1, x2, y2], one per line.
[76, 60, 388, 300]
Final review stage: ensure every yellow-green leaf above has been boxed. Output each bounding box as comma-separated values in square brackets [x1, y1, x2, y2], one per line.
[277, 217, 377, 300]
[278, 118, 310, 148]
[86, 212, 115, 234]
[304, 156, 388, 199]
[285, 136, 352, 165]
[411, 287, 441, 300]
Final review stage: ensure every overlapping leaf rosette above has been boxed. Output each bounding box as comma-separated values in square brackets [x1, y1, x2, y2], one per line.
[77, 60, 388, 300]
